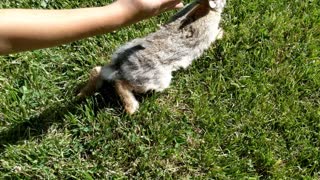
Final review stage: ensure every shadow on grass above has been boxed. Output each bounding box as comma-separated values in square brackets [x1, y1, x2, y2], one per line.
[0, 81, 123, 153]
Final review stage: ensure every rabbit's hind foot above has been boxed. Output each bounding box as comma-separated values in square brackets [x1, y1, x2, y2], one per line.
[115, 80, 139, 115]
[217, 28, 224, 40]
[77, 66, 103, 98]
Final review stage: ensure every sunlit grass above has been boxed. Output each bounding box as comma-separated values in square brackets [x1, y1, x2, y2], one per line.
[1, 0, 319, 178]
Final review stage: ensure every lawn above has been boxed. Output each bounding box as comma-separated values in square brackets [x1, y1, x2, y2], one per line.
[0, 0, 319, 179]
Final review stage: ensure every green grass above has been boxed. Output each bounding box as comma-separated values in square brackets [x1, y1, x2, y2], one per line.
[1, 0, 319, 178]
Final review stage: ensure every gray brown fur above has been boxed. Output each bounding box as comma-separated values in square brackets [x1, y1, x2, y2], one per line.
[78, 0, 226, 114]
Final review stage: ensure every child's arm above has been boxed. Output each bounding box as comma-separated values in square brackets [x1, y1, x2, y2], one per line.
[0, 0, 183, 55]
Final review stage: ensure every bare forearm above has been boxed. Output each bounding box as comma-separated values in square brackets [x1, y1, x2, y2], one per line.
[0, 0, 183, 55]
[0, 2, 140, 55]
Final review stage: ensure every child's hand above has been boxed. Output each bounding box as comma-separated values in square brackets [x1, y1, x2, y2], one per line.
[116, 0, 184, 20]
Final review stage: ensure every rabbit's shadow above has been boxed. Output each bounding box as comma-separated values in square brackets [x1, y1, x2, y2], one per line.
[0, 81, 147, 153]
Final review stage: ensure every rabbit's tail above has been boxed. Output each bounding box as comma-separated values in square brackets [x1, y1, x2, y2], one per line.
[100, 65, 120, 81]
[77, 65, 120, 98]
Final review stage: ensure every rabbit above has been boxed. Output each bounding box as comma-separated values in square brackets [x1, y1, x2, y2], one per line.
[78, 0, 226, 114]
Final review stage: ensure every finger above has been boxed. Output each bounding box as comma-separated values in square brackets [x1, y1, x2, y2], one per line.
[156, 0, 182, 15]
[174, 2, 184, 9]
[160, 1, 183, 12]
[161, 0, 181, 4]
[160, 0, 182, 9]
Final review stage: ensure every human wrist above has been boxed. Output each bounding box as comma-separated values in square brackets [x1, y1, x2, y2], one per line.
[110, 1, 152, 26]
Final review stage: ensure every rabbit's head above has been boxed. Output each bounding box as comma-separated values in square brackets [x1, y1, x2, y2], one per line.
[167, 0, 226, 24]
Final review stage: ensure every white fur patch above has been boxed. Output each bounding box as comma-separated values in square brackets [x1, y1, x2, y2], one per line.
[209, 1, 217, 9]
[101, 66, 117, 80]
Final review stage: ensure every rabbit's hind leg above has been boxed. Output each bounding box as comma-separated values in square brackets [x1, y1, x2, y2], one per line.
[115, 80, 139, 115]
[78, 66, 103, 98]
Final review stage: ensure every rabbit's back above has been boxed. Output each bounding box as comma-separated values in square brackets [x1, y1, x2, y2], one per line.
[103, 10, 222, 92]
